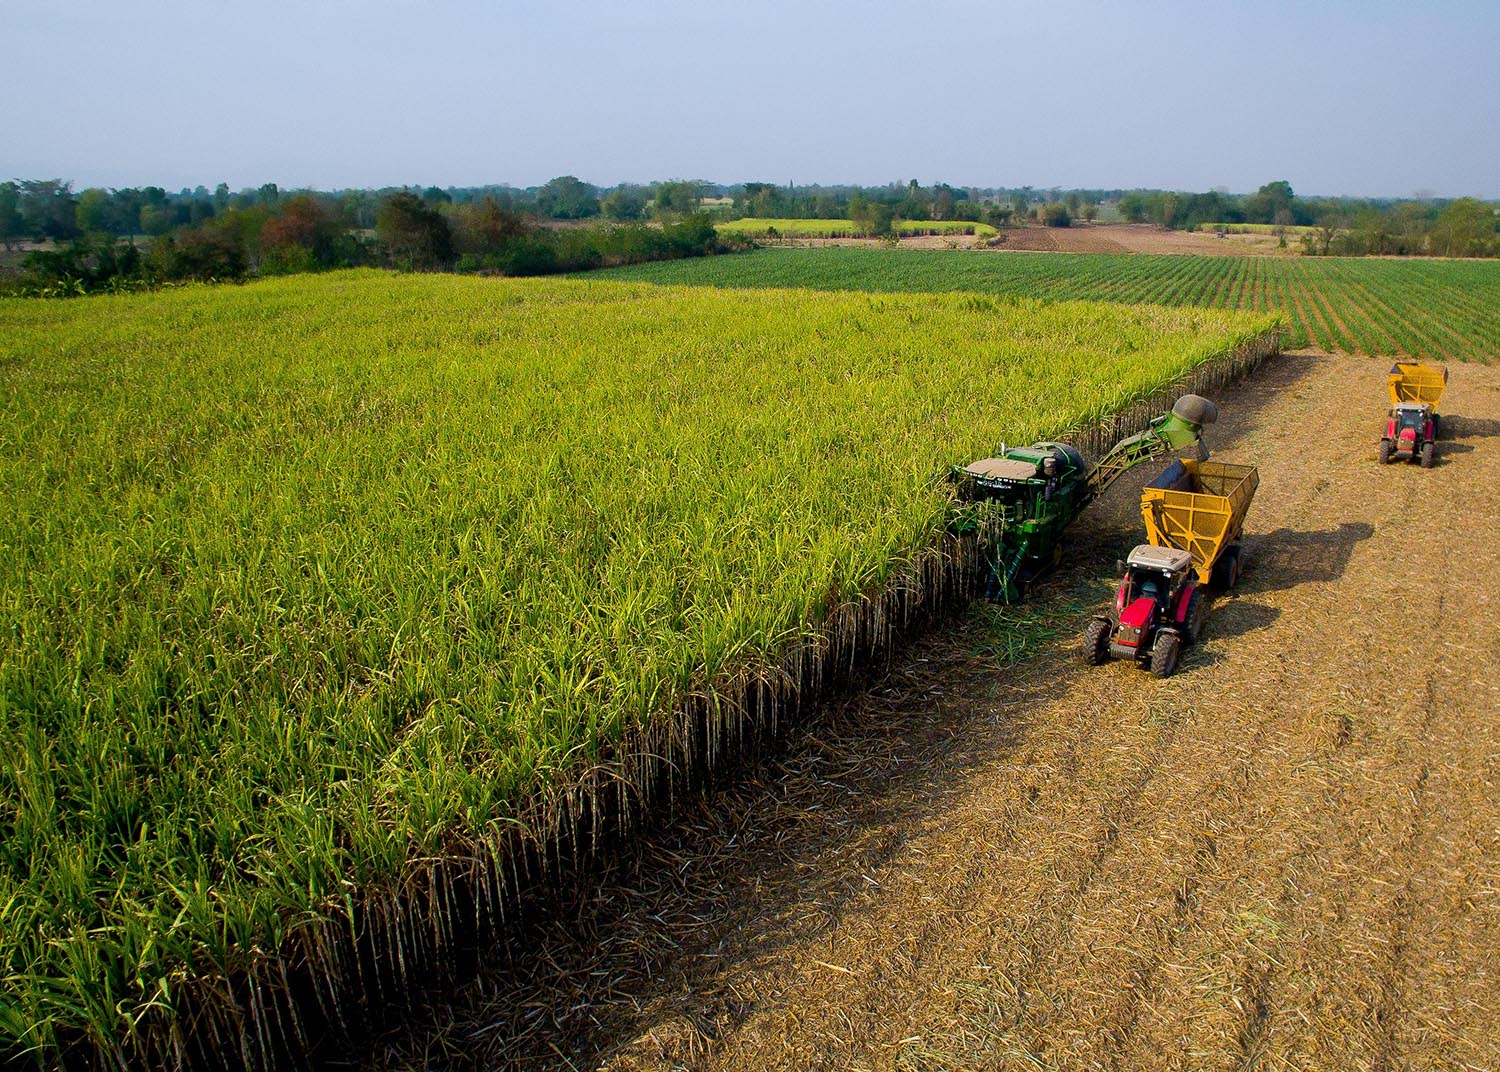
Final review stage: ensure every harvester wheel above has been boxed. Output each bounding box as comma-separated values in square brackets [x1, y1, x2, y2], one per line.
[1083, 617, 1112, 665]
[1150, 631, 1181, 678]
[1377, 438, 1391, 464]
[1420, 442, 1435, 468]
[1184, 589, 1205, 643]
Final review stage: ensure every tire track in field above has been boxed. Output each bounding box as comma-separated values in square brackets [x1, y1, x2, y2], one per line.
[971, 355, 1389, 1069]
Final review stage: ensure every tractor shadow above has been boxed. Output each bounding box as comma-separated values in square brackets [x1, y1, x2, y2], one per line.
[1202, 600, 1281, 641]
[1239, 522, 1374, 594]
[1433, 442, 1474, 465]
[1441, 415, 1500, 439]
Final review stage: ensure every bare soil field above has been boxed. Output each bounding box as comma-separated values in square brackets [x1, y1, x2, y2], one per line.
[358, 352, 1500, 1072]
[769, 224, 1292, 257]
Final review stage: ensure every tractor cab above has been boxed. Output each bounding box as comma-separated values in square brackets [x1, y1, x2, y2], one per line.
[1381, 402, 1436, 466]
[1118, 545, 1194, 621]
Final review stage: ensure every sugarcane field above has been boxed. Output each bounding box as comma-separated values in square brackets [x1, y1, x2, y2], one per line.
[5, 7, 1500, 1070]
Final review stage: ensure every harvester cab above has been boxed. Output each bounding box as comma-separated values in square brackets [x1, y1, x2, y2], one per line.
[952, 395, 1217, 602]
[1084, 545, 1201, 678]
[1379, 362, 1446, 468]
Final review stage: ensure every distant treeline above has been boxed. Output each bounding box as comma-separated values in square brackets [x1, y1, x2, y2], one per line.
[0, 178, 736, 296]
[4, 175, 1497, 296]
[725, 178, 1499, 256]
[1120, 181, 1498, 257]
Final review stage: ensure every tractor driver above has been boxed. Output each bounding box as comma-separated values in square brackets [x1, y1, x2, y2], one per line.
[1042, 455, 1060, 501]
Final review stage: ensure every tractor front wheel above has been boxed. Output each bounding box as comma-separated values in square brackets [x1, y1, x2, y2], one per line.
[1150, 631, 1181, 678]
[1378, 438, 1391, 464]
[1420, 441, 1435, 468]
[1083, 617, 1112, 666]
[1184, 588, 1206, 643]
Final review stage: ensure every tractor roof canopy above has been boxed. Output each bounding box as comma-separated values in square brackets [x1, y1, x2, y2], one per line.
[1126, 544, 1194, 576]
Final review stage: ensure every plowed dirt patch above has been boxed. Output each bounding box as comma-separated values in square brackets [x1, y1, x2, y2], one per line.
[359, 353, 1500, 1072]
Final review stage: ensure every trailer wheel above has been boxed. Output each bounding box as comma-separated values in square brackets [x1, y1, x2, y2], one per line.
[1083, 617, 1112, 665]
[1150, 631, 1181, 678]
[1378, 438, 1391, 464]
[1420, 442, 1435, 468]
[1210, 548, 1240, 592]
[1184, 589, 1205, 643]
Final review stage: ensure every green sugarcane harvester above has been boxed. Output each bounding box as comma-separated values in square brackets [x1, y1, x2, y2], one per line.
[951, 395, 1219, 601]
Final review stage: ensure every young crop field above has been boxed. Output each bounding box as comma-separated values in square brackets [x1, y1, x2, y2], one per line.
[716, 218, 998, 239]
[0, 270, 1276, 1064]
[595, 247, 1500, 363]
[1199, 222, 1319, 235]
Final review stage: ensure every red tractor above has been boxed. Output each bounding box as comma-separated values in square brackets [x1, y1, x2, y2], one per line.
[1379, 362, 1447, 468]
[1083, 545, 1203, 678]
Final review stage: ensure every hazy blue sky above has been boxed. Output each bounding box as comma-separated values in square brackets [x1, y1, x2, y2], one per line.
[4, 0, 1496, 198]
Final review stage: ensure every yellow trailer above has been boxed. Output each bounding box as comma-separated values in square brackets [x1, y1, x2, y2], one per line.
[1381, 362, 1447, 467]
[1387, 361, 1447, 411]
[1140, 460, 1259, 588]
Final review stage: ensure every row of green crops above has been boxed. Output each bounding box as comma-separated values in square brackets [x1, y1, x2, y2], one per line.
[593, 247, 1500, 363]
[716, 218, 998, 239]
[1198, 222, 1318, 235]
[0, 270, 1276, 1061]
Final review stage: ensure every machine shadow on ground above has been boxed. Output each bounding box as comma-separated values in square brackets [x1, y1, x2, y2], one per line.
[1441, 414, 1500, 439]
[1239, 522, 1375, 594]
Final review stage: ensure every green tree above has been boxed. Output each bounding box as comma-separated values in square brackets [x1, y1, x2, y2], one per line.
[932, 185, 955, 221]
[0, 182, 22, 249]
[652, 180, 702, 218]
[600, 187, 647, 220]
[376, 191, 453, 269]
[450, 195, 528, 255]
[139, 203, 173, 237]
[738, 182, 780, 217]
[537, 175, 599, 219]
[75, 188, 110, 234]
[19, 179, 79, 242]
[848, 194, 893, 237]
[260, 195, 344, 271]
[1430, 198, 1497, 257]
[1039, 202, 1072, 227]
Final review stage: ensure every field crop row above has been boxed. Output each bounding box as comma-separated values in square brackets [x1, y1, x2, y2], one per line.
[716, 218, 998, 239]
[0, 271, 1275, 1062]
[595, 248, 1500, 363]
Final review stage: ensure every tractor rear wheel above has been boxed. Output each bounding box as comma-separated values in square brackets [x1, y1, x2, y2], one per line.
[1083, 617, 1112, 665]
[1378, 438, 1391, 464]
[1150, 631, 1181, 678]
[1420, 441, 1435, 468]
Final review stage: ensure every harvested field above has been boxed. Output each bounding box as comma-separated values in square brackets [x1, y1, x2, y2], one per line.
[361, 351, 1500, 1071]
[992, 225, 1129, 254]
